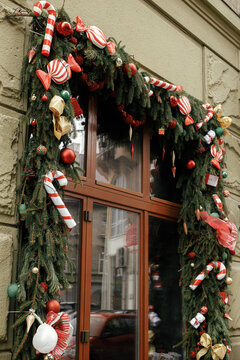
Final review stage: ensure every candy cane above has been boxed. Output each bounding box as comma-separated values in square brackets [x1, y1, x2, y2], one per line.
[212, 194, 228, 221]
[189, 261, 226, 291]
[33, 1, 56, 57]
[44, 170, 76, 229]
[195, 103, 214, 130]
[144, 76, 183, 92]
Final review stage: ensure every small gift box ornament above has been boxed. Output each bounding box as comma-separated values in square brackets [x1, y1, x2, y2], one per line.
[49, 96, 72, 140]
[190, 312, 205, 329]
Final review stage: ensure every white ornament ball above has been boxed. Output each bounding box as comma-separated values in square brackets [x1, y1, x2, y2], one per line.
[32, 324, 58, 353]
[116, 57, 123, 67]
[32, 267, 39, 274]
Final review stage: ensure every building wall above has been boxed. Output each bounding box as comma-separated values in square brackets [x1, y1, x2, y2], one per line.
[0, 0, 239, 359]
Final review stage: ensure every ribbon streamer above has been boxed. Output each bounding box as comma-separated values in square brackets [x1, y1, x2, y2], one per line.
[214, 104, 232, 136]
[49, 96, 72, 140]
[197, 333, 226, 360]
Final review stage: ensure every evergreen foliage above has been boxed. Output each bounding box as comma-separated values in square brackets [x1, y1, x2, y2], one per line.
[14, 6, 233, 360]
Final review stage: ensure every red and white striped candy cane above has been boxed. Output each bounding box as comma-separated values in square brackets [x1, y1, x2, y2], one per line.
[144, 76, 183, 92]
[189, 261, 226, 291]
[212, 194, 228, 221]
[33, 1, 56, 57]
[195, 103, 214, 130]
[44, 170, 76, 229]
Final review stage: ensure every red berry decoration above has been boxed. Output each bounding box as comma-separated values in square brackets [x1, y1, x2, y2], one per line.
[40, 282, 48, 292]
[170, 96, 178, 107]
[186, 160, 196, 170]
[188, 252, 196, 259]
[200, 306, 208, 314]
[46, 299, 60, 313]
[80, 73, 88, 82]
[60, 148, 76, 164]
[190, 351, 196, 358]
[230, 249, 235, 255]
[41, 95, 48, 102]
[56, 21, 73, 37]
[168, 119, 177, 129]
[86, 81, 99, 92]
[123, 62, 137, 76]
[69, 37, 78, 45]
[75, 55, 84, 66]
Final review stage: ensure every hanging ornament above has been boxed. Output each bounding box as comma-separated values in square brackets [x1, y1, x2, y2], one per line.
[190, 263, 195, 268]
[44, 354, 54, 360]
[169, 119, 177, 129]
[49, 96, 72, 140]
[212, 194, 228, 220]
[56, 21, 73, 37]
[190, 351, 196, 358]
[123, 62, 137, 76]
[195, 209, 200, 221]
[28, 48, 36, 63]
[195, 103, 213, 130]
[40, 282, 49, 292]
[200, 306, 208, 314]
[188, 252, 196, 259]
[41, 94, 48, 102]
[224, 313, 233, 321]
[183, 222, 188, 235]
[31, 94, 37, 101]
[215, 127, 224, 138]
[186, 160, 196, 170]
[116, 57, 123, 67]
[196, 141, 206, 154]
[33, 1, 56, 57]
[220, 292, 229, 305]
[225, 277, 232, 285]
[210, 144, 223, 170]
[69, 36, 78, 45]
[37, 145, 47, 156]
[205, 174, 219, 187]
[18, 203, 27, 216]
[223, 190, 230, 197]
[172, 151, 176, 178]
[204, 130, 216, 144]
[189, 261, 226, 291]
[46, 300, 60, 313]
[170, 95, 178, 107]
[33, 323, 58, 353]
[26, 313, 35, 333]
[190, 312, 205, 328]
[7, 283, 18, 298]
[177, 96, 194, 125]
[129, 125, 133, 141]
[70, 97, 84, 119]
[30, 119, 37, 126]
[222, 171, 228, 179]
[22, 165, 35, 179]
[131, 144, 134, 158]
[218, 138, 224, 145]
[32, 267, 39, 274]
[60, 148, 76, 164]
[214, 104, 232, 135]
[158, 128, 165, 135]
[60, 90, 71, 101]
[75, 54, 83, 66]
[162, 146, 165, 160]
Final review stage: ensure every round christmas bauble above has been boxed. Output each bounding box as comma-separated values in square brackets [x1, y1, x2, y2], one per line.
[40, 282, 48, 292]
[75, 54, 83, 65]
[18, 203, 27, 215]
[37, 145, 47, 156]
[210, 212, 220, 218]
[170, 96, 178, 107]
[200, 306, 208, 314]
[7, 283, 18, 298]
[190, 351, 196, 358]
[190, 263, 195, 268]
[56, 21, 73, 37]
[223, 190, 230, 197]
[168, 119, 177, 129]
[123, 62, 137, 76]
[32, 323, 58, 353]
[230, 249, 235, 255]
[46, 299, 60, 313]
[44, 354, 54, 360]
[31, 94, 36, 101]
[186, 160, 196, 170]
[32, 267, 39, 274]
[215, 127, 224, 137]
[116, 57, 123, 67]
[60, 148, 76, 164]
[31, 119, 37, 126]
[225, 277, 233, 285]
[188, 252, 196, 259]
[222, 171, 228, 179]
[222, 252, 228, 260]
[42, 95, 48, 102]
[60, 90, 71, 100]
[69, 37, 78, 45]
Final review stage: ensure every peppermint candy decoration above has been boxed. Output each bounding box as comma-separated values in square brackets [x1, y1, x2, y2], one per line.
[33, 1, 56, 57]
[189, 261, 226, 291]
[210, 144, 223, 170]
[195, 103, 214, 130]
[144, 76, 182, 92]
[177, 96, 194, 126]
[76, 16, 116, 54]
[36, 59, 71, 91]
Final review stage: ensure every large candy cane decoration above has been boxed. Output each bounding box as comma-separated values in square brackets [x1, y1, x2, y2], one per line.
[44, 170, 76, 229]
[33, 1, 56, 57]
[212, 194, 228, 221]
[189, 261, 226, 291]
[195, 103, 214, 130]
[144, 76, 183, 92]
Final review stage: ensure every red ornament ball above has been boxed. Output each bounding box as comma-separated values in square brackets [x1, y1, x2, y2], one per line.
[123, 62, 137, 76]
[86, 81, 99, 92]
[230, 249, 235, 255]
[168, 119, 177, 129]
[69, 37, 78, 45]
[188, 252, 196, 259]
[170, 96, 178, 107]
[31, 119, 37, 126]
[223, 190, 230, 198]
[60, 148, 76, 164]
[75, 55, 84, 66]
[37, 145, 47, 156]
[46, 299, 60, 313]
[40, 282, 48, 292]
[186, 160, 196, 170]
[190, 351, 196, 359]
[41, 95, 48, 102]
[200, 306, 208, 314]
[56, 21, 73, 37]
[80, 72, 88, 82]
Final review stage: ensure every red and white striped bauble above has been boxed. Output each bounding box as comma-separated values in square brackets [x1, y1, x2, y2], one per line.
[189, 261, 226, 291]
[33, 1, 56, 57]
[48, 59, 71, 84]
[177, 96, 194, 125]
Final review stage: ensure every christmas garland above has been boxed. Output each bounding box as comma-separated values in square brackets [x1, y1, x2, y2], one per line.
[9, 1, 237, 359]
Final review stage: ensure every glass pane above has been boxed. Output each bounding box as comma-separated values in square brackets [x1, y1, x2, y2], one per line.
[96, 99, 142, 193]
[90, 204, 139, 360]
[61, 197, 81, 360]
[148, 217, 182, 359]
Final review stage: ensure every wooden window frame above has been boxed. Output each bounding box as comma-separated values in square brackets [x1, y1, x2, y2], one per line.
[64, 94, 181, 360]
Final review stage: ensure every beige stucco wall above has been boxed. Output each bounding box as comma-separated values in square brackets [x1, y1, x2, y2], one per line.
[0, 0, 239, 358]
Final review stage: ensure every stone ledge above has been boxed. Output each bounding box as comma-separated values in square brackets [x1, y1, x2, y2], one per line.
[0, 352, 11, 360]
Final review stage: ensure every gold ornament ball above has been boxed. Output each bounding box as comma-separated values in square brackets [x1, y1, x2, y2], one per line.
[225, 277, 233, 285]
[116, 57, 123, 67]
[44, 354, 54, 360]
[190, 263, 195, 268]
[31, 94, 37, 101]
[32, 267, 39, 274]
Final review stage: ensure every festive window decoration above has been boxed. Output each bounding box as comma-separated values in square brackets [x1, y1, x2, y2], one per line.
[13, 3, 237, 359]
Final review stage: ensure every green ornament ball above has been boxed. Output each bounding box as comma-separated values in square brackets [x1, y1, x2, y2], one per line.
[7, 283, 18, 298]
[60, 90, 71, 101]
[18, 203, 27, 215]
[222, 252, 228, 260]
[182, 130, 187, 136]
[210, 212, 220, 218]
[215, 127, 224, 137]
[222, 171, 228, 179]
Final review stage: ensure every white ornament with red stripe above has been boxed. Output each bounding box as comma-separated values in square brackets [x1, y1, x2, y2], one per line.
[195, 103, 214, 130]
[189, 261, 226, 291]
[144, 76, 182, 92]
[212, 194, 228, 221]
[177, 96, 194, 125]
[33, 1, 56, 57]
[36, 59, 71, 91]
[76, 16, 115, 53]
[190, 312, 205, 329]
[44, 170, 76, 230]
[210, 144, 223, 170]
[204, 130, 216, 144]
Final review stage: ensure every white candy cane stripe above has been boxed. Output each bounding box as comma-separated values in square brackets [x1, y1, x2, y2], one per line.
[211, 144, 223, 162]
[195, 120, 203, 130]
[144, 76, 182, 92]
[47, 59, 71, 84]
[44, 170, 76, 229]
[33, 1, 56, 57]
[212, 194, 228, 220]
[189, 261, 226, 291]
[178, 96, 191, 115]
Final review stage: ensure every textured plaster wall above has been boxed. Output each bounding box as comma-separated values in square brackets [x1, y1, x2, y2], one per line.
[0, 0, 239, 358]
